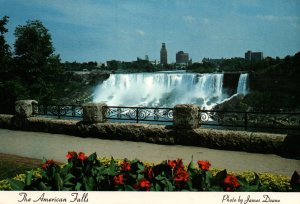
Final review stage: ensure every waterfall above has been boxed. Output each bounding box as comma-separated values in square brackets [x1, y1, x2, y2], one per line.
[236, 73, 249, 95]
[93, 72, 225, 109]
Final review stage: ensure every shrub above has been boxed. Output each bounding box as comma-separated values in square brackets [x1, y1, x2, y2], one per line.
[1, 152, 299, 191]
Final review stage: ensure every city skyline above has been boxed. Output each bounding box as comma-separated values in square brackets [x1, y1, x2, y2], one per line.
[1, 0, 300, 63]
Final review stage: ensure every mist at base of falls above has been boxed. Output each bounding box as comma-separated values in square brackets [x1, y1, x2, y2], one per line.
[93, 72, 249, 109]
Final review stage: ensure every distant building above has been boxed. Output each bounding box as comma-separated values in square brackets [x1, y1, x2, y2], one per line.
[176, 51, 189, 64]
[175, 51, 191, 69]
[160, 43, 168, 64]
[245, 50, 263, 61]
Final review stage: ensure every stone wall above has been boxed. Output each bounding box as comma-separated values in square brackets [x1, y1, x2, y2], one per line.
[0, 100, 298, 158]
[0, 114, 298, 157]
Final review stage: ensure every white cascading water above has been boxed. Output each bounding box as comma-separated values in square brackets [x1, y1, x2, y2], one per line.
[236, 73, 249, 95]
[93, 72, 227, 109]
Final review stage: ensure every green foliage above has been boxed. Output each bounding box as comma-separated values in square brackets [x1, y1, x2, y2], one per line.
[0, 17, 64, 113]
[14, 20, 54, 62]
[62, 61, 99, 71]
[0, 79, 29, 113]
[200, 52, 300, 112]
[130, 60, 155, 72]
[243, 92, 280, 112]
[0, 16, 11, 72]
[13, 20, 63, 87]
[1, 152, 298, 192]
[246, 53, 300, 111]
[290, 171, 300, 192]
[187, 62, 216, 73]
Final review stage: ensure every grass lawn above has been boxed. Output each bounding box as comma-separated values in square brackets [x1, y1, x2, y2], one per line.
[0, 153, 42, 180]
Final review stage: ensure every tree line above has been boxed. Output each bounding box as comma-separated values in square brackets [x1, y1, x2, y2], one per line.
[0, 16, 63, 113]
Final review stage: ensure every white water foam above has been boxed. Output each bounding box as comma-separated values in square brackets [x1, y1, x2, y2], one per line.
[93, 72, 229, 109]
[236, 73, 249, 95]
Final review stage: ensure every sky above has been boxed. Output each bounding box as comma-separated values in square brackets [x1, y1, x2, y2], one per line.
[1, 0, 300, 63]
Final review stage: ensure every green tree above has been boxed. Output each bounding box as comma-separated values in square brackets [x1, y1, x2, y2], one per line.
[14, 20, 55, 82]
[0, 16, 29, 113]
[0, 16, 11, 76]
[13, 20, 62, 103]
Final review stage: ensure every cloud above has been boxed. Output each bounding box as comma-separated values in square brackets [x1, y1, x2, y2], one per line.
[136, 29, 145, 36]
[183, 15, 196, 23]
[257, 15, 300, 28]
[257, 15, 299, 22]
[257, 15, 278, 21]
[201, 18, 210, 25]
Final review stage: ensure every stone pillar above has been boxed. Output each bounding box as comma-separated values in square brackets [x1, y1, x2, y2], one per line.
[173, 104, 200, 129]
[15, 100, 38, 118]
[82, 102, 107, 123]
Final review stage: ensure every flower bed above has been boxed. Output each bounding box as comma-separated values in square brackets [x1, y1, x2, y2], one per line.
[0, 151, 299, 191]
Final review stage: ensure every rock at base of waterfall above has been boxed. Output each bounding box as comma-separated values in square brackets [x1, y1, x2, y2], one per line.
[213, 95, 247, 112]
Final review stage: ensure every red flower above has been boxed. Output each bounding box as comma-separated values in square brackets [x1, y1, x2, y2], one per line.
[197, 160, 211, 171]
[132, 184, 138, 190]
[121, 161, 131, 171]
[113, 174, 124, 185]
[144, 166, 154, 179]
[176, 159, 185, 170]
[66, 151, 76, 159]
[224, 175, 240, 191]
[46, 160, 55, 165]
[42, 160, 55, 169]
[174, 168, 189, 184]
[168, 160, 177, 169]
[77, 152, 87, 161]
[138, 178, 151, 191]
[42, 163, 47, 169]
[168, 159, 184, 170]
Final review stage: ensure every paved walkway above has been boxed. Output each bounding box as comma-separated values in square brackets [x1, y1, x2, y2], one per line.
[0, 128, 299, 176]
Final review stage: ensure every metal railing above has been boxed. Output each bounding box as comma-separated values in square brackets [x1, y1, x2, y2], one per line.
[36, 104, 300, 132]
[37, 104, 83, 119]
[200, 109, 300, 132]
[103, 106, 173, 123]
[37, 105, 174, 123]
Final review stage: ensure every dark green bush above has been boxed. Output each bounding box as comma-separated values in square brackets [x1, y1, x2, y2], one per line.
[2, 152, 299, 192]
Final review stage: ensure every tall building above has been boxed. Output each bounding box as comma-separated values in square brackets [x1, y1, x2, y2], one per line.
[176, 51, 189, 64]
[160, 43, 168, 64]
[245, 50, 263, 61]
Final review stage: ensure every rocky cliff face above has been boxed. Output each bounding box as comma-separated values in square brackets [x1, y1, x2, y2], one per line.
[212, 95, 248, 112]
[56, 71, 110, 104]
[222, 73, 240, 96]
[63, 71, 110, 85]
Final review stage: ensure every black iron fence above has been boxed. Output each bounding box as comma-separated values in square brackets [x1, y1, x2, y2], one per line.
[200, 110, 300, 132]
[37, 104, 83, 119]
[37, 105, 173, 123]
[36, 104, 300, 132]
[103, 106, 173, 123]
